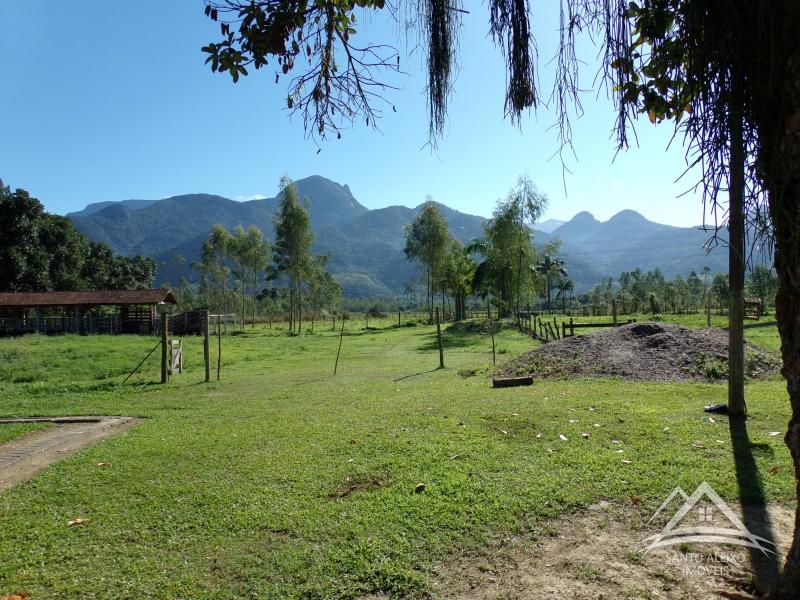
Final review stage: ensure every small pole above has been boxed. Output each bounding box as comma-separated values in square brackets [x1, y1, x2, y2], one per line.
[435, 307, 444, 369]
[334, 316, 345, 375]
[398, 309, 401, 327]
[570, 317, 574, 337]
[217, 316, 222, 381]
[706, 300, 712, 327]
[203, 311, 211, 382]
[161, 313, 169, 384]
[612, 299, 618, 326]
[488, 301, 496, 365]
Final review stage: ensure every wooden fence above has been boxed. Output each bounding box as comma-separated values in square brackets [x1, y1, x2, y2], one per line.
[561, 317, 637, 337]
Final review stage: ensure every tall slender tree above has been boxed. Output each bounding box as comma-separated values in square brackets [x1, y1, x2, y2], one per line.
[403, 200, 450, 324]
[273, 177, 313, 333]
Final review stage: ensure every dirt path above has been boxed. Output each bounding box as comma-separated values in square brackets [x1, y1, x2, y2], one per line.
[0, 417, 137, 491]
[431, 502, 794, 599]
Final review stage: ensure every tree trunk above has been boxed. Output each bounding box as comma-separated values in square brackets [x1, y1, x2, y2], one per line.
[298, 279, 302, 333]
[252, 263, 257, 328]
[763, 10, 800, 594]
[728, 90, 747, 417]
[767, 171, 800, 598]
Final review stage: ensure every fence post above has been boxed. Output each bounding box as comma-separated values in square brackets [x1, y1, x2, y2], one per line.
[489, 304, 496, 365]
[217, 316, 222, 381]
[334, 316, 345, 375]
[612, 299, 618, 326]
[398, 309, 401, 326]
[161, 313, 169, 384]
[203, 311, 211, 382]
[435, 307, 444, 369]
[570, 317, 574, 337]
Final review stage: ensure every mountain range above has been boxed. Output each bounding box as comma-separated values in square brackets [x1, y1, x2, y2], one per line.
[66, 175, 729, 297]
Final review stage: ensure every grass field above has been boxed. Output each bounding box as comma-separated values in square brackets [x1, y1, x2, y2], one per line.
[0, 422, 50, 445]
[0, 314, 793, 598]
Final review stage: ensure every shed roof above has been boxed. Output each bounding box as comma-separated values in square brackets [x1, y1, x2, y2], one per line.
[0, 289, 177, 308]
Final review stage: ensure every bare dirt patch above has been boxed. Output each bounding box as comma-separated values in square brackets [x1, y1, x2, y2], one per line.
[0, 416, 137, 491]
[432, 502, 794, 599]
[329, 473, 392, 498]
[498, 322, 779, 382]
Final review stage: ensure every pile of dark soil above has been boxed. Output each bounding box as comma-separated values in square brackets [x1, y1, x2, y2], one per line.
[497, 322, 780, 382]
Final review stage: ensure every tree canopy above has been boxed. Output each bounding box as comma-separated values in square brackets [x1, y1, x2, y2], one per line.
[0, 181, 155, 293]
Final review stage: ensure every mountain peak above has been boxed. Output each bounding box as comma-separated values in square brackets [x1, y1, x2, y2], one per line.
[607, 209, 649, 224]
[572, 211, 598, 222]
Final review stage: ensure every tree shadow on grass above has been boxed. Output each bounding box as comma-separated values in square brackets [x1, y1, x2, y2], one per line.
[393, 367, 440, 382]
[417, 320, 501, 351]
[728, 415, 781, 591]
[743, 320, 778, 330]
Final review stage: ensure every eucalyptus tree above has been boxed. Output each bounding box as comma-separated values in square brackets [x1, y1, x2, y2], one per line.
[747, 266, 778, 310]
[441, 240, 476, 321]
[200, 224, 232, 314]
[712, 273, 730, 312]
[230, 225, 270, 327]
[201, 0, 800, 592]
[403, 200, 450, 323]
[273, 177, 313, 333]
[306, 255, 341, 326]
[468, 199, 533, 318]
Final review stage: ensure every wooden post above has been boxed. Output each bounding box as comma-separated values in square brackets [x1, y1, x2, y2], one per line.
[488, 302, 496, 366]
[435, 307, 444, 369]
[553, 316, 559, 339]
[612, 299, 618, 326]
[203, 311, 211, 382]
[728, 87, 746, 417]
[706, 301, 712, 328]
[217, 316, 222, 381]
[334, 316, 345, 375]
[570, 317, 574, 337]
[562, 321, 566, 338]
[398, 309, 401, 326]
[161, 313, 169, 384]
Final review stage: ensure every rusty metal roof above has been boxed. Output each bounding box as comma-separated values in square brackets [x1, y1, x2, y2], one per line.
[0, 289, 177, 308]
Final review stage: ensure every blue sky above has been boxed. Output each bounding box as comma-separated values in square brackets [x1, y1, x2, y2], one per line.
[0, 1, 710, 227]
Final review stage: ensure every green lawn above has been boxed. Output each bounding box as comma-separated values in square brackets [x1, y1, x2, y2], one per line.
[0, 422, 50, 445]
[0, 316, 793, 599]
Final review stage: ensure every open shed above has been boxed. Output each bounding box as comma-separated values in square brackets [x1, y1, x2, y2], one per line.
[0, 289, 177, 335]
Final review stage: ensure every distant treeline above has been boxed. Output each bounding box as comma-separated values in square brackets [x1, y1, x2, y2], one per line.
[0, 181, 155, 293]
[578, 266, 777, 316]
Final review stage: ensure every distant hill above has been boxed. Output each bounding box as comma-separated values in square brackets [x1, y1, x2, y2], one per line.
[549, 209, 728, 280]
[67, 175, 731, 297]
[534, 218, 566, 233]
[67, 199, 158, 217]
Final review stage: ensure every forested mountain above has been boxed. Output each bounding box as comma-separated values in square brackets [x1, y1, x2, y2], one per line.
[67, 175, 731, 297]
